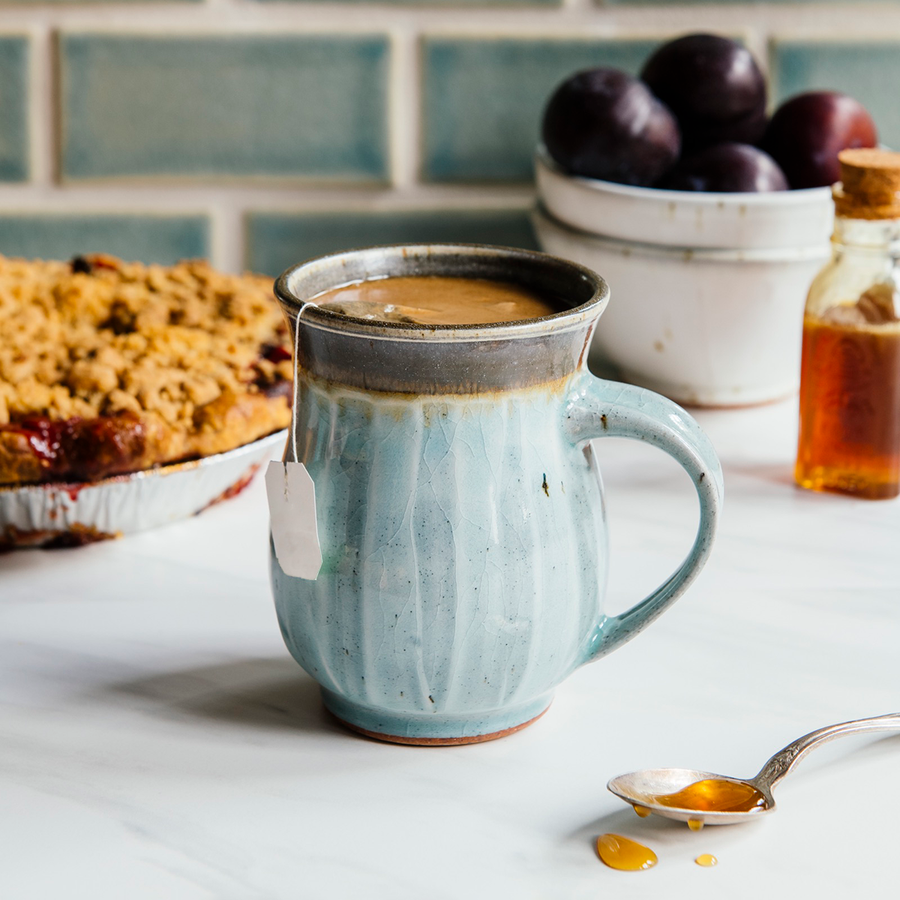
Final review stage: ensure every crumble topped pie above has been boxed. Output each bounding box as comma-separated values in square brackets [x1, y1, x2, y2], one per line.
[0, 254, 292, 486]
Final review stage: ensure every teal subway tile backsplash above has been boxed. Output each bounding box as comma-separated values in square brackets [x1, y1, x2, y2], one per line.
[0, 37, 30, 182]
[0, 215, 209, 264]
[245, 209, 537, 276]
[422, 38, 657, 183]
[59, 35, 389, 182]
[772, 41, 900, 151]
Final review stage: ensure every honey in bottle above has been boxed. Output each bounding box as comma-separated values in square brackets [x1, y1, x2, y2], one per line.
[796, 149, 900, 499]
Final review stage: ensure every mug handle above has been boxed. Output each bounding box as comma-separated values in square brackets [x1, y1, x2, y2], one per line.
[563, 371, 724, 666]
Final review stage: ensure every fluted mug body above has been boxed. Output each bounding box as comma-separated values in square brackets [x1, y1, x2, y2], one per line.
[272, 245, 723, 744]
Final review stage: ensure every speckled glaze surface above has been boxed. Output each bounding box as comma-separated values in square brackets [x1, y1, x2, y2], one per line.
[272, 245, 723, 744]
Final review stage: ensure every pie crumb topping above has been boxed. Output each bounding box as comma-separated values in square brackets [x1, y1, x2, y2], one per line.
[0, 254, 292, 484]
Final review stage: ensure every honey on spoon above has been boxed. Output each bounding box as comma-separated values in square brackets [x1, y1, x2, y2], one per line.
[608, 713, 900, 828]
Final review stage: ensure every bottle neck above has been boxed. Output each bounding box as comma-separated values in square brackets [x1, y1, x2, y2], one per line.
[833, 217, 900, 256]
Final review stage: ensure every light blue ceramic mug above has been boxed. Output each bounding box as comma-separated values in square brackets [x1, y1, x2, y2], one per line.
[272, 245, 723, 745]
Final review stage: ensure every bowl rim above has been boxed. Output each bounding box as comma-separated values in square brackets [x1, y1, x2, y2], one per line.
[536, 145, 833, 207]
[531, 204, 832, 262]
[529, 201, 831, 264]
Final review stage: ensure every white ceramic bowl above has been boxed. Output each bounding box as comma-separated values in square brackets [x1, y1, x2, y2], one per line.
[0, 430, 287, 549]
[534, 148, 834, 406]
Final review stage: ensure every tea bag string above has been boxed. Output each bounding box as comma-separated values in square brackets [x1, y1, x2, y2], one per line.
[290, 301, 317, 463]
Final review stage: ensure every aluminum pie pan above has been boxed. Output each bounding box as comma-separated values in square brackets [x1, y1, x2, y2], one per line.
[0, 429, 288, 549]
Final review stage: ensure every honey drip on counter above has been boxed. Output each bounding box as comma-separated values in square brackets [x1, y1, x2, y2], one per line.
[648, 778, 767, 814]
[695, 854, 717, 867]
[596, 834, 658, 871]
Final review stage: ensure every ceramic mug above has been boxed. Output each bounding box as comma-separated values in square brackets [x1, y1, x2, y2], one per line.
[271, 245, 723, 745]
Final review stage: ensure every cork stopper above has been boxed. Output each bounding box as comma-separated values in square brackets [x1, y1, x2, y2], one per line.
[833, 148, 900, 219]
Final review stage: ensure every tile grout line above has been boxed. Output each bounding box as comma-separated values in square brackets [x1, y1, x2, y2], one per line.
[199, 0, 247, 275]
[0, 183, 537, 210]
[3, 7, 900, 35]
[744, 24, 772, 81]
[388, 26, 419, 191]
[28, 23, 54, 189]
[209, 201, 240, 273]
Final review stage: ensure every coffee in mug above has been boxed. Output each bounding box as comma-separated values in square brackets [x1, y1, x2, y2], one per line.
[313, 275, 564, 325]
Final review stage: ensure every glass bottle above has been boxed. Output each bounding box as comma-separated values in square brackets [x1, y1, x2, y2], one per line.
[795, 149, 900, 500]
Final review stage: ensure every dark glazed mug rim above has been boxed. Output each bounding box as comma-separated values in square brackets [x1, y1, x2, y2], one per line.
[274, 243, 609, 343]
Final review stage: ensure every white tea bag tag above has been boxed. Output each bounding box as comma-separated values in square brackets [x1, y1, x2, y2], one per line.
[265, 461, 322, 580]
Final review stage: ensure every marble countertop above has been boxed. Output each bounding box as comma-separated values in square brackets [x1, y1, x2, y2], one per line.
[3, 397, 899, 899]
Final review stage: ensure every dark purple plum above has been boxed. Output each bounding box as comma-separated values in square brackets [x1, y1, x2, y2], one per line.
[641, 34, 767, 151]
[660, 143, 788, 193]
[763, 91, 877, 189]
[542, 67, 681, 187]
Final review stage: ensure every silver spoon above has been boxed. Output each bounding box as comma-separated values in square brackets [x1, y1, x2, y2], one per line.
[608, 713, 900, 827]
